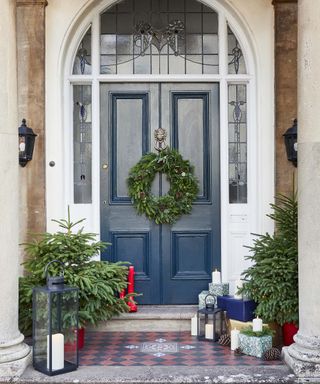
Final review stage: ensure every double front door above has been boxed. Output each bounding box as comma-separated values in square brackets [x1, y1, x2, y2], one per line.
[100, 83, 220, 304]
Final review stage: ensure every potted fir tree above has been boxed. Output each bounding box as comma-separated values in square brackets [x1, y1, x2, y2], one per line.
[240, 192, 298, 346]
[19, 209, 132, 347]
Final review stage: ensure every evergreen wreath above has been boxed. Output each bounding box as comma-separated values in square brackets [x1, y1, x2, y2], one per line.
[127, 148, 199, 225]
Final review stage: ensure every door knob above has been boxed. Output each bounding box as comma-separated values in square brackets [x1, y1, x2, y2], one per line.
[102, 164, 109, 170]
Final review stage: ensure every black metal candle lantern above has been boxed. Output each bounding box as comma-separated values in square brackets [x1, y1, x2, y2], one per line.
[197, 294, 225, 342]
[32, 260, 79, 376]
[18, 119, 37, 167]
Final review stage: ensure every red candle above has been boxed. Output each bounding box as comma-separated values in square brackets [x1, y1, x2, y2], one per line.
[127, 266, 137, 312]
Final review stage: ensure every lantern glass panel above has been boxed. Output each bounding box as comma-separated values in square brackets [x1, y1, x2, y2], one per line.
[33, 286, 79, 376]
[25, 134, 36, 161]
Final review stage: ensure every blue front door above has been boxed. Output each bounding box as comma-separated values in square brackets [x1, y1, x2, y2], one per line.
[100, 83, 220, 304]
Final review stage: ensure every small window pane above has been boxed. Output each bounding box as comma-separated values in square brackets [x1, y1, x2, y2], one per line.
[100, 34, 116, 54]
[203, 13, 218, 34]
[73, 27, 91, 75]
[101, 55, 116, 74]
[203, 34, 218, 54]
[186, 35, 202, 54]
[73, 85, 92, 204]
[228, 26, 247, 74]
[186, 55, 202, 74]
[203, 55, 219, 74]
[228, 84, 247, 204]
[117, 35, 133, 54]
[186, 13, 201, 33]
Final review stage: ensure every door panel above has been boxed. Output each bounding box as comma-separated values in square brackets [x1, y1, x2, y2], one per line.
[100, 82, 220, 304]
[161, 83, 220, 303]
[100, 83, 160, 304]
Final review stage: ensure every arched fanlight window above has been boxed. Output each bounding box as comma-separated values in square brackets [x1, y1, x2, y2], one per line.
[71, 0, 249, 205]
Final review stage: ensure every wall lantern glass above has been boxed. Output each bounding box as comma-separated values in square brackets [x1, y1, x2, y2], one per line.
[18, 119, 37, 167]
[283, 118, 297, 167]
[197, 294, 226, 342]
[32, 260, 79, 376]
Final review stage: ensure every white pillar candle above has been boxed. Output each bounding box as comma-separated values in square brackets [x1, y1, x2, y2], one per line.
[234, 279, 243, 299]
[212, 269, 221, 284]
[252, 316, 263, 332]
[205, 324, 214, 339]
[231, 328, 240, 350]
[47, 333, 64, 370]
[191, 315, 198, 336]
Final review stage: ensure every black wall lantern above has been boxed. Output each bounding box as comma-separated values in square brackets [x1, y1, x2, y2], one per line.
[283, 118, 297, 167]
[18, 118, 37, 167]
[32, 260, 79, 376]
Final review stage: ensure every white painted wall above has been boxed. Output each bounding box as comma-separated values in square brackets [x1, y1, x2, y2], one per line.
[45, 0, 274, 290]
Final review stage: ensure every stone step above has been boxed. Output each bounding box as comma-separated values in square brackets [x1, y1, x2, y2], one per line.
[91, 305, 198, 332]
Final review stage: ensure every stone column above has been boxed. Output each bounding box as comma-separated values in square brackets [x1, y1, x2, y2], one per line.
[16, 0, 47, 270]
[282, 0, 320, 377]
[273, 0, 297, 196]
[0, 0, 31, 378]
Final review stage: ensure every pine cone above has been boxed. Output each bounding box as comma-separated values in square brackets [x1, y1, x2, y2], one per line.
[263, 347, 281, 361]
[234, 347, 243, 355]
[218, 334, 231, 346]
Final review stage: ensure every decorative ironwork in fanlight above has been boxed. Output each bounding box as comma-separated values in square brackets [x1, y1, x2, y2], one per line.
[228, 41, 243, 74]
[133, 20, 185, 56]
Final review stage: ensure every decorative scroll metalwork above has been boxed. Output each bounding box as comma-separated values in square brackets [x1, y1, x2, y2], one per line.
[228, 26, 246, 74]
[73, 28, 92, 75]
[133, 20, 185, 56]
[228, 41, 243, 74]
[228, 84, 247, 204]
[77, 43, 91, 75]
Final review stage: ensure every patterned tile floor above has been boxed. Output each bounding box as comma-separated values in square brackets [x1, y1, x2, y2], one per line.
[80, 332, 284, 366]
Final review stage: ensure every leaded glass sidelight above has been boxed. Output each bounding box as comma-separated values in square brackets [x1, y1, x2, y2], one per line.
[100, 0, 219, 75]
[73, 85, 92, 204]
[228, 84, 247, 204]
[228, 26, 246, 74]
[73, 27, 92, 75]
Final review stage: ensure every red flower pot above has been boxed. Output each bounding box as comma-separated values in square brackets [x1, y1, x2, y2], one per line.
[282, 322, 298, 346]
[64, 328, 85, 351]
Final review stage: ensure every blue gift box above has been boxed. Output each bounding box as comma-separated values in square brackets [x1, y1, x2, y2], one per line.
[217, 295, 257, 322]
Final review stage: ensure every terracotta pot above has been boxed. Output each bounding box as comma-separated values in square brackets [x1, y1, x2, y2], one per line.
[64, 327, 85, 351]
[282, 322, 298, 346]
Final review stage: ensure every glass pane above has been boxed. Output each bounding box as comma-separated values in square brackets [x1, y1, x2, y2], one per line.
[73, 85, 92, 204]
[203, 34, 218, 54]
[100, 34, 116, 55]
[228, 26, 247, 74]
[73, 27, 91, 75]
[203, 55, 219, 74]
[117, 35, 133, 54]
[228, 84, 247, 204]
[100, 0, 219, 75]
[186, 34, 202, 54]
[186, 55, 202, 74]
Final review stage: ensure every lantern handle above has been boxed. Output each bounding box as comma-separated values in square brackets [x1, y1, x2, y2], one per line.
[45, 260, 65, 280]
[204, 293, 217, 306]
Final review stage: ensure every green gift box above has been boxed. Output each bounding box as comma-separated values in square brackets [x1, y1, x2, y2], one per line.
[208, 282, 229, 296]
[238, 334, 272, 358]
